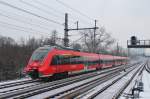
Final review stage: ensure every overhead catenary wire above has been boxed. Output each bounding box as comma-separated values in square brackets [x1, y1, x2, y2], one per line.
[55, 0, 95, 21]
[0, 0, 99, 42]
[0, 9, 63, 30]
[19, 0, 65, 20]
[0, 24, 45, 36]
[0, 0, 63, 26]
[34, 0, 93, 26]
[0, 21, 50, 36]
[32, 0, 82, 25]
[20, 0, 79, 28]
[70, 35, 84, 46]
[55, 0, 98, 27]
[33, 0, 65, 15]
[0, 12, 54, 32]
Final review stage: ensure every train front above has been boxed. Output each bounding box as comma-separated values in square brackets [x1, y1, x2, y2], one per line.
[24, 46, 52, 79]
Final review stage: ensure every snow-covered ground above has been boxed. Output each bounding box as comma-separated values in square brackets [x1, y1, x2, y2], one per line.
[140, 70, 150, 99]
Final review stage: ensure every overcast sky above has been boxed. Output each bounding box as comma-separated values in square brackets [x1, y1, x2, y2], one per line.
[0, 0, 150, 47]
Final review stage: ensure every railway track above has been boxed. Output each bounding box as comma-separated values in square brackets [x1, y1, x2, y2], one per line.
[0, 63, 136, 99]
[145, 60, 150, 73]
[39, 62, 144, 99]
[0, 79, 39, 89]
[7, 65, 142, 99]
[0, 64, 128, 90]
[81, 62, 145, 99]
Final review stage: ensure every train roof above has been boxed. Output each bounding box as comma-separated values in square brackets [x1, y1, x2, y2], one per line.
[41, 45, 128, 60]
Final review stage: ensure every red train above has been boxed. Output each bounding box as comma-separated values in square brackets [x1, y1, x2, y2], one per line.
[24, 45, 128, 79]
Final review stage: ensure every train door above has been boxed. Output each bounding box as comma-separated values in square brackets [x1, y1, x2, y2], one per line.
[83, 56, 88, 71]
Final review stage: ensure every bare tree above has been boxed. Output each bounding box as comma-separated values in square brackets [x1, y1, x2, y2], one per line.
[0, 36, 16, 47]
[81, 27, 115, 53]
[50, 30, 57, 45]
[43, 30, 62, 46]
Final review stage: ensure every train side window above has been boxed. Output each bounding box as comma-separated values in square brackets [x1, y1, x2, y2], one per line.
[70, 56, 79, 64]
[68, 56, 83, 64]
[51, 55, 59, 65]
[51, 55, 70, 65]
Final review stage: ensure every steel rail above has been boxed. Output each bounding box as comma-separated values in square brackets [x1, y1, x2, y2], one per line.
[46, 63, 140, 99]
[112, 63, 146, 99]
[0, 64, 134, 99]
[0, 79, 40, 89]
[22, 63, 137, 99]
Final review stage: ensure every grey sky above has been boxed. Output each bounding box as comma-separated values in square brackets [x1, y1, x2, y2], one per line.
[0, 0, 150, 47]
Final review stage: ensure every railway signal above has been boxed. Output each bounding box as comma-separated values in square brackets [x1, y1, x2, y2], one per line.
[127, 36, 150, 48]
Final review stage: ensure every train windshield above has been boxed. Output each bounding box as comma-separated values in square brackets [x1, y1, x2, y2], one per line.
[30, 47, 51, 62]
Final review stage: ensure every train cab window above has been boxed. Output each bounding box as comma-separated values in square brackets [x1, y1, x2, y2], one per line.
[30, 49, 49, 62]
